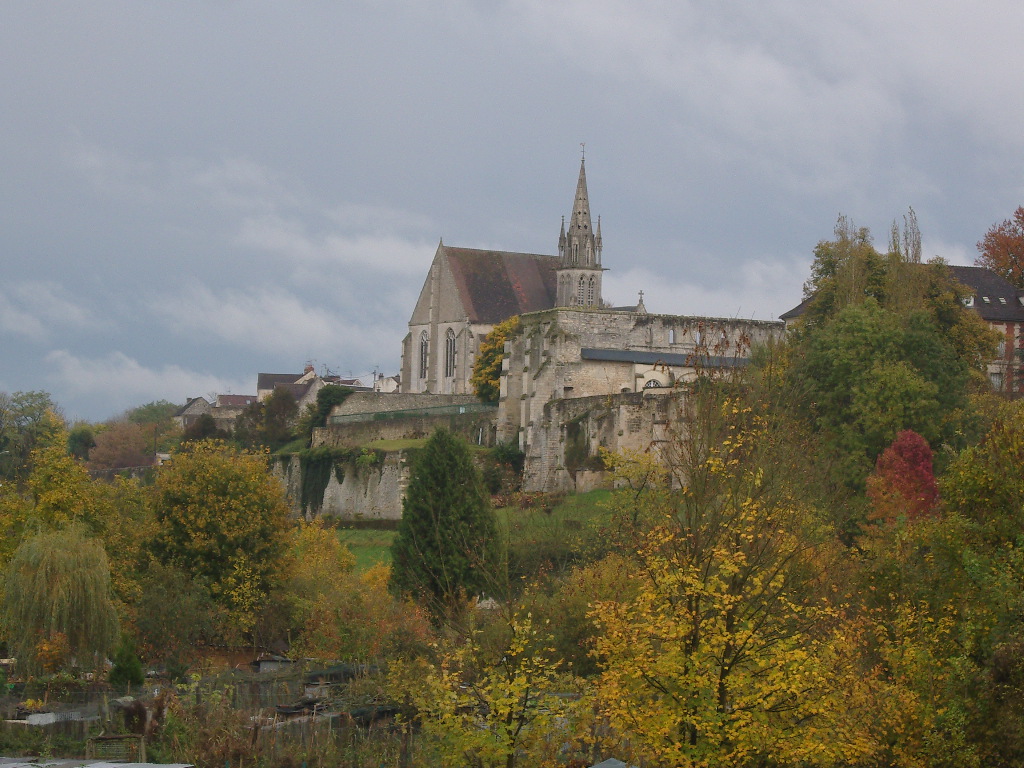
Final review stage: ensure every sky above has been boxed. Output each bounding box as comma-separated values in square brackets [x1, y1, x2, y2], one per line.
[3, 2, 1023, 422]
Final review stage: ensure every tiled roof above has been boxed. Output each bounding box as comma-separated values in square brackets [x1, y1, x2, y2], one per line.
[444, 246, 558, 324]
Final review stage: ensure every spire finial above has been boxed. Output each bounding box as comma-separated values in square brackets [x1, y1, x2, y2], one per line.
[580, 142, 585, 162]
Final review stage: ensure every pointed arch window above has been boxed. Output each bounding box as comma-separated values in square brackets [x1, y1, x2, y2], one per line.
[577, 276, 586, 305]
[419, 332, 429, 379]
[587, 276, 596, 306]
[571, 242, 579, 264]
[444, 328, 457, 378]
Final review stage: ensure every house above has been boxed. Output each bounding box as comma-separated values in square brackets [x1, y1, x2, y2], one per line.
[946, 265, 1024, 392]
[173, 396, 210, 430]
[256, 366, 369, 412]
[781, 264, 1024, 393]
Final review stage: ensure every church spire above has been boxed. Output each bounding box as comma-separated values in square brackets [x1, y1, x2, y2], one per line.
[556, 153, 604, 308]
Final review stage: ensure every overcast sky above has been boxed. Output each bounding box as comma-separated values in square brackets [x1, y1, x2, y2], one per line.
[3, 2, 1023, 422]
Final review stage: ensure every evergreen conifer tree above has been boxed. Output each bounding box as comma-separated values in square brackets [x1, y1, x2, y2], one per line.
[389, 429, 500, 618]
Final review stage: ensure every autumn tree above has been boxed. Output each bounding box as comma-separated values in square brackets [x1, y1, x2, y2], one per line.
[390, 429, 500, 619]
[1, 525, 119, 675]
[977, 205, 1024, 288]
[865, 429, 938, 524]
[234, 387, 298, 451]
[0, 391, 63, 482]
[392, 611, 580, 768]
[149, 440, 290, 642]
[88, 420, 154, 471]
[590, 390, 881, 767]
[471, 316, 520, 402]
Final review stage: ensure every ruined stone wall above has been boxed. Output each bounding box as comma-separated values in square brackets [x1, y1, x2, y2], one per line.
[498, 307, 782, 452]
[522, 390, 682, 493]
[274, 451, 410, 520]
[314, 410, 496, 449]
[330, 392, 479, 418]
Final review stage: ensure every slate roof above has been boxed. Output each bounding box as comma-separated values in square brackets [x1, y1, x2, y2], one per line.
[946, 265, 1024, 322]
[443, 246, 559, 324]
[781, 265, 1024, 324]
[257, 373, 303, 391]
[581, 348, 748, 368]
[217, 394, 258, 407]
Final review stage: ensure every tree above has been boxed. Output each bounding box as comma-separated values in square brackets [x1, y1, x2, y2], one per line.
[88, 421, 154, 471]
[392, 611, 579, 768]
[590, 391, 881, 767]
[471, 316, 520, 402]
[181, 413, 228, 443]
[0, 391, 63, 482]
[866, 430, 938, 524]
[126, 399, 180, 426]
[67, 423, 96, 461]
[295, 384, 353, 444]
[149, 441, 290, 642]
[977, 206, 1024, 288]
[234, 388, 298, 451]
[1, 525, 119, 675]
[390, 429, 500, 618]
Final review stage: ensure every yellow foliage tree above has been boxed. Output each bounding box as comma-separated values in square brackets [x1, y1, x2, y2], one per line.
[592, 395, 884, 767]
[391, 610, 583, 768]
[150, 441, 290, 644]
[471, 316, 520, 402]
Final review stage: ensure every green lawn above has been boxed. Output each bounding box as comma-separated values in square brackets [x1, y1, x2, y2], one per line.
[337, 528, 396, 572]
[337, 488, 613, 576]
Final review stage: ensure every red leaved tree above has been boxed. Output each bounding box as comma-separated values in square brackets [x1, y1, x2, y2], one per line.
[866, 430, 939, 524]
[977, 206, 1024, 288]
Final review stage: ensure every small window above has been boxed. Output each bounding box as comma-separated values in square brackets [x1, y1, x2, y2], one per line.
[963, 296, 975, 307]
[669, 328, 676, 344]
[1000, 297, 1008, 305]
[983, 296, 991, 304]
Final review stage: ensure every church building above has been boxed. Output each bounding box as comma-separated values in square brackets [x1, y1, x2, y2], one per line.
[400, 158, 605, 394]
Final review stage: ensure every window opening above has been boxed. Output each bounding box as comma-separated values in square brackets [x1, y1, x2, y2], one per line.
[444, 328, 456, 378]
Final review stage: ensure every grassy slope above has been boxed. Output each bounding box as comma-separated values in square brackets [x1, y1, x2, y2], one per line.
[339, 489, 612, 573]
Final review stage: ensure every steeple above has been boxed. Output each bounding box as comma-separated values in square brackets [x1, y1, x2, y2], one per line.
[556, 153, 604, 307]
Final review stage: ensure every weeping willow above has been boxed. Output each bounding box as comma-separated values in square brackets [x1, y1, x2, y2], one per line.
[1, 525, 119, 674]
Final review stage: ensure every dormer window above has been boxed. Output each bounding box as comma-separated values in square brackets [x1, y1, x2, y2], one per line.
[1000, 297, 1008, 305]
[963, 296, 974, 307]
[983, 296, 991, 304]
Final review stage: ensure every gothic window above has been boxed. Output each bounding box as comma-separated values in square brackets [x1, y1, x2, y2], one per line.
[419, 332, 429, 379]
[587, 276, 595, 306]
[444, 328, 457, 378]
[585, 241, 592, 263]
[572, 242, 579, 264]
[577, 276, 586, 305]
